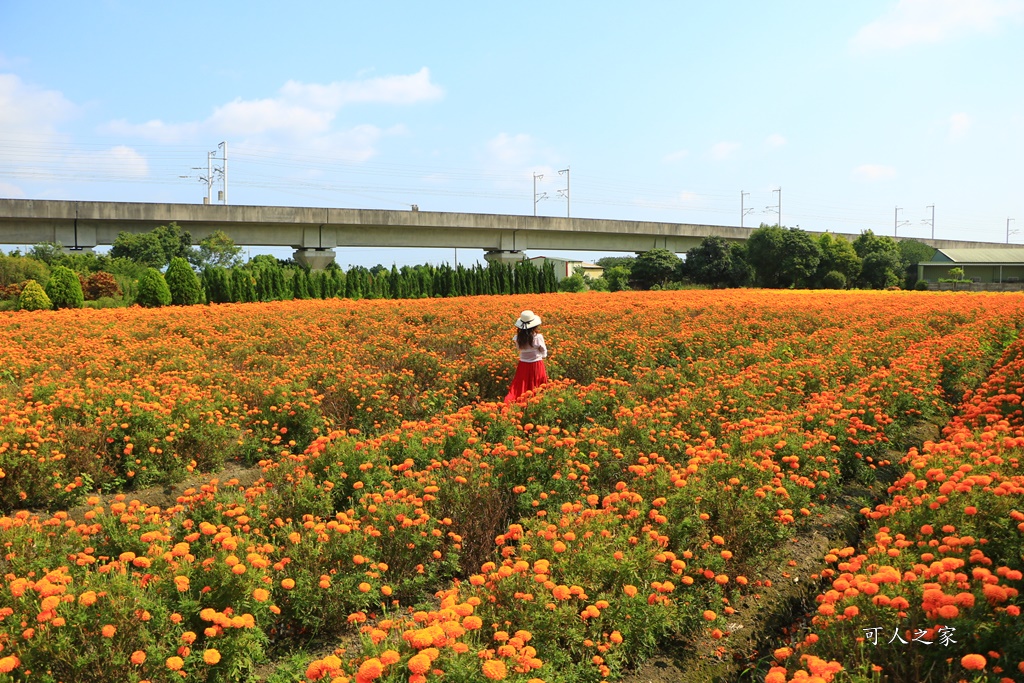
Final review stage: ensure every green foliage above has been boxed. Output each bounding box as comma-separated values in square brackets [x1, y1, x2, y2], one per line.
[17, 279, 51, 311]
[595, 255, 636, 270]
[685, 236, 746, 288]
[558, 272, 587, 292]
[164, 257, 202, 305]
[0, 253, 50, 287]
[630, 248, 681, 289]
[44, 265, 85, 309]
[110, 222, 193, 269]
[190, 229, 243, 269]
[861, 251, 904, 289]
[747, 224, 822, 288]
[604, 265, 631, 291]
[915, 280, 930, 291]
[820, 270, 847, 289]
[27, 241, 65, 265]
[135, 268, 172, 308]
[948, 266, 966, 281]
[815, 233, 861, 287]
[728, 243, 754, 287]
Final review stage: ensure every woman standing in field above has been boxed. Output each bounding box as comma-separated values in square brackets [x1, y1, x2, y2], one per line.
[505, 310, 548, 404]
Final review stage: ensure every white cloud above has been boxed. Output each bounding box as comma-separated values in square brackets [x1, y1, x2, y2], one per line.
[67, 145, 150, 178]
[0, 73, 76, 137]
[0, 180, 26, 198]
[102, 68, 441, 162]
[710, 141, 740, 160]
[852, 164, 897, 181]
[280, 67, 442, 109]
[765, 133, 786, 148]
[663, 149, 689, 163]
[851, 0, 1024, 51]
[487, 133, 536, 166]
[949, 112, 971, 138]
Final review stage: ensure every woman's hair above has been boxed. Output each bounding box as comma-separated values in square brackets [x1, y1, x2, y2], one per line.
[516, 326, 539, 349]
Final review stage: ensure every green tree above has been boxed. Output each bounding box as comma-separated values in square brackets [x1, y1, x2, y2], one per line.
[820, 270, 847, 289]
[814, 233, 860, 288]
[27, 242, 64, 265]
[745, 224, 787, 288]
[860, 251, 904, 289]
[190, 230, 243, 269]
[164, 257, 202, 305]
[685, 236, 735, 288]
[18, 280, 51, 311]
[0, 253, 50, 287]
[558, 272, 587, 292]
[747, 225, 821, 288]
[630, 249, 681, 289]
[44, 265, 85, 309]
[728, 243, 754, 287]
[898, 239, 937, 288]
[852, 230, 903, 288]
[110, 222, 193, 269]
[135, 268, 172, 307]
[110, 231, 167, 268]
[604, 265, 631, 292]
[595, 256, 636, 270]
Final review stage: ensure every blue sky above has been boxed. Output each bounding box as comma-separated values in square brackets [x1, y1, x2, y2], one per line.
[1, 1, 1022, 268]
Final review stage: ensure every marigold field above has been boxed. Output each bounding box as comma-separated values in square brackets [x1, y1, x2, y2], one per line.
[0, 290, 1022, 683]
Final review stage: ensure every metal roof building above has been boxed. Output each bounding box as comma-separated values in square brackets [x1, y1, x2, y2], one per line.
[919, 248, 1024, 284]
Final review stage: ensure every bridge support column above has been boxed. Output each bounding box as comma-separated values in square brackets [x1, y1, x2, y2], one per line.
[293, 248, 336, 270]
[483, 250, 526, 265]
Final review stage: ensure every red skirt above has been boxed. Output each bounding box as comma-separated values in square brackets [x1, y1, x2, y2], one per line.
[505, 360, 548, 404]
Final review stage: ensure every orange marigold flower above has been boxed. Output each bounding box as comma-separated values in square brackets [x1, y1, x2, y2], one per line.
[253, 588, 270, 602]
[0, 656, 20, 674]
[380, 650, 400, 666]
[101, 625, 116, 638]
[281, 578, 295, 590]
[408, 653, 431, 675]
[166, 656, 184, 671]
[961, 654, 987, 671]
[357, 657, 384, 680]
[131, 651, 146, 665]
[482, 659, 507, 680]
[703, 610, 717, 621]
[203, 649, 221, 665]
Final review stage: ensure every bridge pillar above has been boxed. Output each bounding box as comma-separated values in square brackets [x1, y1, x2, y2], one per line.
[293, 248, 336, 270]
[62, 246, 95, 254]
[483, 250, 526, 265]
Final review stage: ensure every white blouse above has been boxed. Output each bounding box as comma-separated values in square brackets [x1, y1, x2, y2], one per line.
[513, 332, 548, 363]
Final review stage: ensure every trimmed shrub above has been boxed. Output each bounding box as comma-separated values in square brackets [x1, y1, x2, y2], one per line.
[18, 280, 52, 311]
[44, 265, 84, 309]
[915, 280, 930, 291]
[164, 256, 202, 305]
[135, 268, 172, 308]
[82, 271, 121, 300]
[820, 270, 847, 290]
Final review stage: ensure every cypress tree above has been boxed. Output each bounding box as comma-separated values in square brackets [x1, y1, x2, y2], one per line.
[165, 257, 202, 305]
[136, 268, 172, 307]
[45, 265, 85, 309]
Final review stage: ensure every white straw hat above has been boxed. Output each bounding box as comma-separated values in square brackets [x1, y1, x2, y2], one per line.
[516, 310, 542, 330]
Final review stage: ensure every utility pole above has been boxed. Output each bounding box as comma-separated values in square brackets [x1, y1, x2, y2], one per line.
[741, 191, 754, 228]
[533, 172, 547, 216]
[211, 141, 228, 204]
[1008, 218, 1017, 244]
[894, 206, 911, 236]
[766, 187, 781, 227]
[557, 167, 570, 217]
[924, 205, 935, 240]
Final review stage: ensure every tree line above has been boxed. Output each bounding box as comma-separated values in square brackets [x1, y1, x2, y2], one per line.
[595, 224, 936, 290]
[0, 223, 562, 310]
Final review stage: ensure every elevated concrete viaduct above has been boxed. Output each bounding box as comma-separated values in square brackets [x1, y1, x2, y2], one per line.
[0, 199, 1011, 269]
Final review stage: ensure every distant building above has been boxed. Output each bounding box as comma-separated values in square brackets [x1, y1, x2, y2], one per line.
[918, 248, 1024, 284]
[529, 256, 604, 282]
